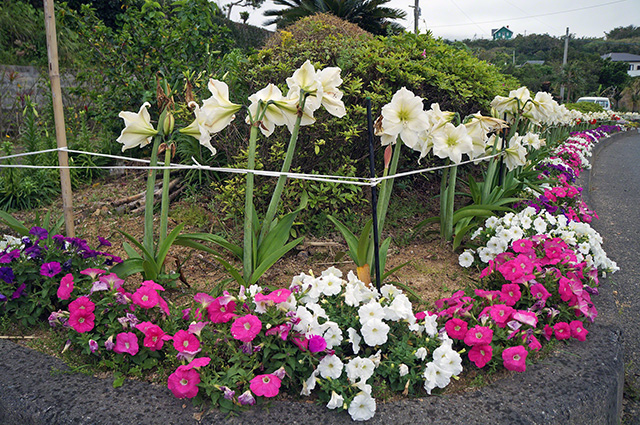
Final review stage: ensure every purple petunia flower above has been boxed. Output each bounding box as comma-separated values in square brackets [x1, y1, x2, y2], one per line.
[24, 245, 42, 259]
[61, 259, 73, 271]
[97, 236, 112, 248]
[40, 261, 62, 277]
[0, 267, 15, 284]
[29, 226, 48, 240]
[11, 283, 26, 299]
[0, 293, 7, 302]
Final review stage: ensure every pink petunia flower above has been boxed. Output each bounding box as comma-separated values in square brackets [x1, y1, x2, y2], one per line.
[136, 322, 172, 351]
[464, 325, 493, 346]
[553, 322, 571, 340]
[99, 273, 124, 291]
[444, 318, 468, 340]
[502, 345, 528, 372]
[80, 268, 106, 280]
[69, 296, 95, 314]
[490, 304, 515, 328]
[570, 320, 589, 341]
[266, 288, 292, 304]
[113, 332, 139, 356]
[308, 335, 327, 353]
[500, 284, 522, 307]
[194, 293, 215, 308]
[468, 344, 493, 368]
[131, 285, 160, 309]
[238, 390, 256, 405]
[527, 335, 542, 352]
[543, 324, 554, 341]
[173, 330, 201, 353]
[512, 239, 535, 254]
[207, 298, 238, 323]
[167, 366, 200, 398]
[231, 314, 262, 343]
[512, 311, 538, 328]
[530, 283, 551, 302]
[57, 273, 74, 300]
[89, 339, 99, 353]
[249, 374, 281, 398]
[68, 309, 95, 333]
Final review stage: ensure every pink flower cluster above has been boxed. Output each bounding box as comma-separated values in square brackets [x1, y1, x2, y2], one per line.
[435, 234, 599, 372]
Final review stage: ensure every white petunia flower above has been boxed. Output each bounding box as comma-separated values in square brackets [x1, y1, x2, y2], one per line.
[318, 354, 344, 379]
[358, 301, 385, 325]
[399, 363, 409, 377]
[348, 393, 376, 421]
[361, 318, 390, 347]
[458, 250, 474, 268]
[326, 391, 344, 410]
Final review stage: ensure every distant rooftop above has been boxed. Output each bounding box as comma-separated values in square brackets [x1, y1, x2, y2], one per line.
[601, 52, 640, 62]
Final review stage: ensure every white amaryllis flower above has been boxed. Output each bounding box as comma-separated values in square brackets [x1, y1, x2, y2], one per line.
[348, 393, 376, 422]
[286, 59, 323, 111]
[318, 354, 344, 379]
[378, 87, 429, 148]
[316, 66, 346, 117]
[247, 84, 298, 136]
[326, 391, 344, 409]
[521, 132, 545, 149]
[503, 136, 527, 171]
[180, 102, 218, 155]
[431, 122, 474, 164]
[116, 102, 157, 151]
[491, 86, 532, 117]
[201, 79, 242, 133]
[361, 317, 390, 346]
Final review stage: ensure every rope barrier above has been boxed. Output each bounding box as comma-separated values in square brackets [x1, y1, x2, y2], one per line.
[0, 147, 504, 188]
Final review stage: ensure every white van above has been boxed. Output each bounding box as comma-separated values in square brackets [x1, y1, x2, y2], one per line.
[576, 97, 612, 111]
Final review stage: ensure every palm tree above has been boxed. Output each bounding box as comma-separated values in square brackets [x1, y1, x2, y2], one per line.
[263, 0, 406, 36]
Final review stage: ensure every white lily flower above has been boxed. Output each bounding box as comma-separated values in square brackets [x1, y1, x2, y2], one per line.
[116, 102, 157, 151]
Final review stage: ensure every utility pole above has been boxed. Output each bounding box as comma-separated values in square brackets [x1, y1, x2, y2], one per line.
[414, 0, 420, 35]
[560, 27, 569, 102]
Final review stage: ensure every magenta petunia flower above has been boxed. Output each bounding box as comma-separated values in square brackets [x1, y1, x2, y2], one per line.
[207, 298, 237, 323]
[512, 238, 535, 254]
[543, 324, 554, 341]
[69, 309, 95, 333]
[308, 335, 327, 353]
[69, 296, 95, 314]
[40, 261, 62, 277]
[530, 283, 551, 302]
[131, 285, 160, 309]
[553, 322, 571, 340]
[184, 357, 211, 370]
[230, 314, 262, 343]
[502, 345, 528, 372]
[80, 268, 106, 280]
[570, 320, 589, 341]
[194, 292, 215, 308]
[173, 330, 201, 353]
[136, 322, 172, 351]
[267, 288, 291, 304]
[113, 332, 139, 356]
[527, 335, 542, 352]
[99, 273, 124, 291]
[463, 325, 493, 346]
[512, 311, 538, 328]
[468, 344, 493, 368]
[167, 366, 200, 399]
[249, 374, 281, 398]
[444, 318, 468, 340]
[141, 280, 165, 292]
[57, 273, 74, 300]
[500, 283, 522, 307]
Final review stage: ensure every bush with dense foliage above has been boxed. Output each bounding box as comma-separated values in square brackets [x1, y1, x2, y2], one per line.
[565, 101, 605, 114]
[210, 14, 518, 229]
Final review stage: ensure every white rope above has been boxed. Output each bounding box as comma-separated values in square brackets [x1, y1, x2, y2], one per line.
[0, 147, 504, 187]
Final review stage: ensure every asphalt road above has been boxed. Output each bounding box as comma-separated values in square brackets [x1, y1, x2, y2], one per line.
[587, 129, 640, 424]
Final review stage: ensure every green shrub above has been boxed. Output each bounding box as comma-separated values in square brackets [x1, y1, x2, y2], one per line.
[564, 101, 605, 113]
[212, 14, 518, 232]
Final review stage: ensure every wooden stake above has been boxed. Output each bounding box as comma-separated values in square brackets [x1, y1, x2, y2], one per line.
[44, 0, 75, 237]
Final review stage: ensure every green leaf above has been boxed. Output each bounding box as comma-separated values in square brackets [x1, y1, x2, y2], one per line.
[356, 219, 373, 266]
[178, 233, 242, 258]
[257, 209, 301, 266]
[110, 258, 145, 279]
[327, 215, 359, 264]
[0, 211, 29, 236]
[113, 373, 125, 388]
[155, 223, 185, 270]
[250, 237, 304, 285]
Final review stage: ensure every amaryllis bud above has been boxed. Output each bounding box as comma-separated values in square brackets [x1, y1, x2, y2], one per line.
[163, 111, 175, 135]
[384, 145, 393, 169]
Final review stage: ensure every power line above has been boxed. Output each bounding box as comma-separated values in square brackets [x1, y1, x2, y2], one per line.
[428, 0, 628, 28]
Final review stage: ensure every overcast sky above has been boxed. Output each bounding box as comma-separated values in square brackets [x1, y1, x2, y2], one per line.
[219, 0, 640, 40]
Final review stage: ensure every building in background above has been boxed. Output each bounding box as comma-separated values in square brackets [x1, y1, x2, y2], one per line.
[601, 53, 640, 77]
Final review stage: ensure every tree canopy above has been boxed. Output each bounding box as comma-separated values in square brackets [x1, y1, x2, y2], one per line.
[263, 0, 406, 36]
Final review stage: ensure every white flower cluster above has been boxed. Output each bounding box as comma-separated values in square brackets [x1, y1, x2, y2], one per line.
[290, 266, 461, 421]
[459, 208, 618, 274]
[0, 234, 22, 252]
